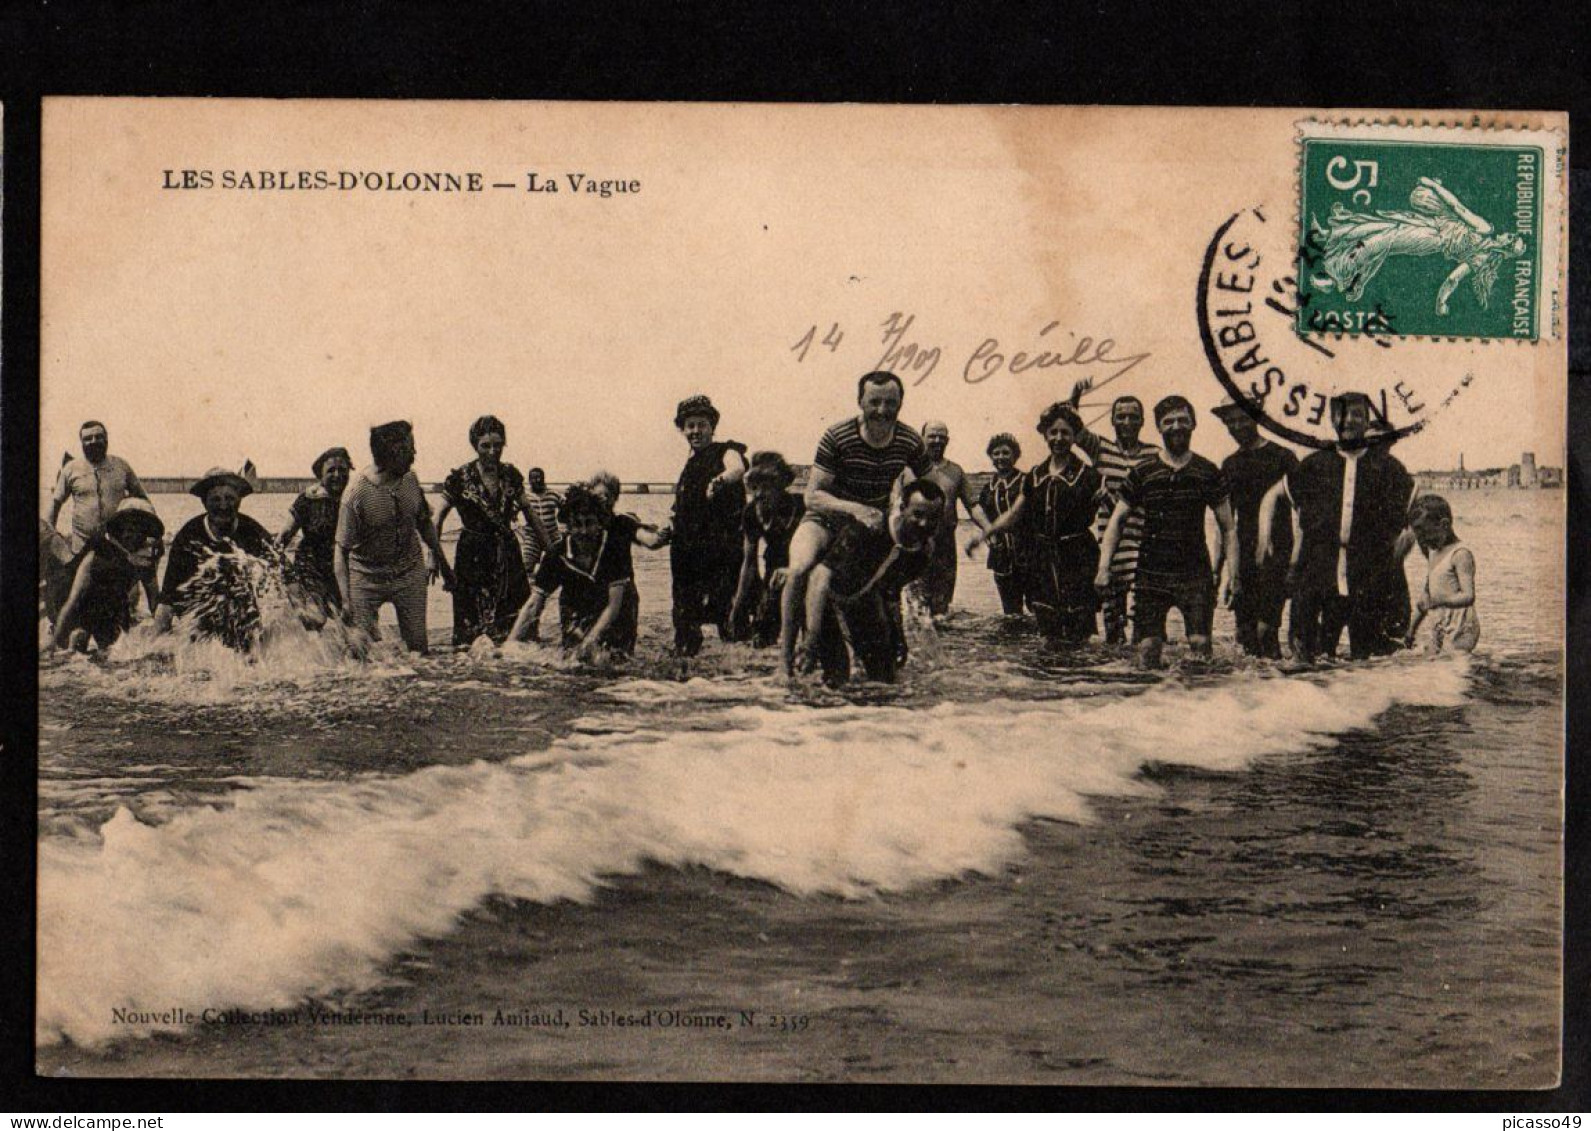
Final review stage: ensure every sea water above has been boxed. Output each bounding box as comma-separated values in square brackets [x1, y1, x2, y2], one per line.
[35, 489, 1563, 1085]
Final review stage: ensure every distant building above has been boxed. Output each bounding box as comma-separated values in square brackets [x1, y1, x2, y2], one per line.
[1415, 450, 1560, 491]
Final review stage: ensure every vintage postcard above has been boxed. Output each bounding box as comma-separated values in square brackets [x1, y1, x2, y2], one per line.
[36, 100, 1567, 1086]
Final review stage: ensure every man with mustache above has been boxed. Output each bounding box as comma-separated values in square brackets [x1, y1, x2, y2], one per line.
[1258, 392, 1414, 662]
[1096, 396, 1239, 669]
[45, 421, 150, 626]
[780, 370, 933, 676]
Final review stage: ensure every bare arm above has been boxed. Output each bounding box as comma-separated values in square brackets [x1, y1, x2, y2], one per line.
[712, 448, 749, 495]
[967, 495, 1026, 553]
[957, 472, 990, 534]
[1094, 498, 1131, 588]
[577, 582, 629, 657]
[631, 525, 670, 550]
[433, 500, 453, 543]
[1436, 262, 1473, 314]
[48, 470, 69, 528]
[1256, 479, 1287, 564]
[733, 532, 760, 610]
[1421, 177, 1492, 235]
[334, 544, 353, 614]
[1213, 499, 1239, 601]
[125, 467, 149, 501]
[417, 497, 455, 585]
[50, 551, 98, 648]
[509, 588, 550, 642]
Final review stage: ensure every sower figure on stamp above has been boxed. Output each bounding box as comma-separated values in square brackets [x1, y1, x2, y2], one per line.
[780, 371, 932, 677]
[1068, 380, 1161, 645]
[1258, 392, 1414, 663]
[1097, 397, 1238, 669]
[668, 395, 748, 657]
[909, 421, 991, 619]
[1213, 396, 1297, 659]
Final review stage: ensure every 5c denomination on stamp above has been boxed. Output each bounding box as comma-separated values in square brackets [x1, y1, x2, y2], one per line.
[1296, 120, 1566, 342]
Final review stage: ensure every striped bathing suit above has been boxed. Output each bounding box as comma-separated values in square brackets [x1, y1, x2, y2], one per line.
[1080, 433, 1161, 582]
[812, 418, 933, 511]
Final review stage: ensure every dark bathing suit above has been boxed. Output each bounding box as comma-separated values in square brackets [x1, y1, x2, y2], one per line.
[810, 518, 932, 685]
[443, 461, 532, 645]
[1018, 459, 1102, 642]
[978, 470, 1028, 616]
[1118, 454, 1227, 644]
[739, 491, 805, 646]
[1221, 441, 1297, 658]
[671, 439, 748, 656]
[288, 486, 342, 610]
[160, 514, 275, 650]
[532, 528, 639, 656]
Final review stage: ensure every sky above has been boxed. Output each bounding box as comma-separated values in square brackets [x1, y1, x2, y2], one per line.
[41, 101, 1567, 486]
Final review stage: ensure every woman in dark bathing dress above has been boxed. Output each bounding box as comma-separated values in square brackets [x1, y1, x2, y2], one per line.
[279, 446, 352, 614]
[437, 416, 550, 646]
[969, 404, 1102, 642]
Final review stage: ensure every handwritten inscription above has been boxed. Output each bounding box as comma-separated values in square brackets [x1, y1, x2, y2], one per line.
[792, 312, 1150, 389]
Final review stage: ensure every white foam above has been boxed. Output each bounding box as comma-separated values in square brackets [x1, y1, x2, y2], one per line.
[37, 657, 1469, 1046]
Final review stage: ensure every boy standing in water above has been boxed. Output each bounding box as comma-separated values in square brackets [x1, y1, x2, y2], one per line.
[669, 395, 748, 657]
[1096, 396, 1238, 669]
[1405, 494, 1479, 654]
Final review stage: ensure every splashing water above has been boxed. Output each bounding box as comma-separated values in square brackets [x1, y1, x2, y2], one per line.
[37, 655, 1470, 1046]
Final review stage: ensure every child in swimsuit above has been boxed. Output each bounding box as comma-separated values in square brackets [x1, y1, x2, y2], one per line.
[1406, 494, 1479, 654]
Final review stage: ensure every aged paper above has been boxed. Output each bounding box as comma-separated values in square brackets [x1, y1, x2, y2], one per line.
[37, 100, 1566, 1085]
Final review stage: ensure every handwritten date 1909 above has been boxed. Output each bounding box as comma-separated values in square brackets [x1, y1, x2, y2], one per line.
[793, 312, 1150, 388]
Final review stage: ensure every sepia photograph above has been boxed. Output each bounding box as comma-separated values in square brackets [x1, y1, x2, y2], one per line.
[33, 99, 1568, 1086]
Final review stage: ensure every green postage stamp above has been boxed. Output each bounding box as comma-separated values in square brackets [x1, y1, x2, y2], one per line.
[1296, 120, 1566, 341]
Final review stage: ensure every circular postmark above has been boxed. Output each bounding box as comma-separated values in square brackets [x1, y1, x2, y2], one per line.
[1196, 205, 1469, 451]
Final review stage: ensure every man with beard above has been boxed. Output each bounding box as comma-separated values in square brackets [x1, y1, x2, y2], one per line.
[1258, 392, 1414, 662]
[1096, 396, 1238, 669]
[780, 371, 933, 676]
[1213, 395, 1298, 659]
[46, 421, 150, 625]
[335, 420, 454, 655]
[1067, 382, 1162, 644]
[909, 420, 991, 618]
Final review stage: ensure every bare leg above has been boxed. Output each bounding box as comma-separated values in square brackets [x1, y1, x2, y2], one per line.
[780, 522, 830, 675]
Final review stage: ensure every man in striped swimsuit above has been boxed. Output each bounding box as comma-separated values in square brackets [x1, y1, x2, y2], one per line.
[335, 421, 454, 654]
[1071, 383, 1161, 645]
[779, 370, 933, 676]
[518, 466, 563, 577]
